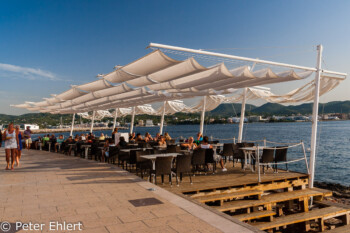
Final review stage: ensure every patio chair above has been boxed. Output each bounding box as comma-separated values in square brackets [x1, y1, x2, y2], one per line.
[118, 151, 130, 170]
[205, 148, 217, 172]
[274, 146, 288, 172]
[136, 150, 152, 178]
[192, 149, 206, 173]
[166, 144, 178, 153]
[234, 143, 247, 168]
[220, 143, 234, 163]
[260, 148, 275, 174]
[172, 154, 193, 185]
[107, 146, 119, 164]
[150, 156, 173, 185]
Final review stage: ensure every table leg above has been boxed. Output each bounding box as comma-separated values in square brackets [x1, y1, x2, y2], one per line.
[85, 147, 88, 159]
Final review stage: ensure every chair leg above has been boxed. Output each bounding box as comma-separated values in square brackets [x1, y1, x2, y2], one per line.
[169, 174, 172, 186]
[161, 175, 164, 184]
[189, 172, 193, 184]
[176, 173, 179, 186]
[180, 173, 183, 182]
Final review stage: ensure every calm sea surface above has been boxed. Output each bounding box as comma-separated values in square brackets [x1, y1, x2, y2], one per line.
[14, 121, 350, 185]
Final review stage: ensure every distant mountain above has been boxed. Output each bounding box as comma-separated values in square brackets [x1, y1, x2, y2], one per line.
[209, 103, 256, 117]
[209, 101, 350, 116]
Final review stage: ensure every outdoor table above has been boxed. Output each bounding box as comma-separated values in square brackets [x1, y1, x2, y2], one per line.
[140, 153, 180, 170]
[81, 144, 91, 159]
[120, 148, 144, 153]
[48, 142, 52, 152]
[153, 145, 167, 150]
[239, 146, 266, 171]
[38, 142, 43, 151]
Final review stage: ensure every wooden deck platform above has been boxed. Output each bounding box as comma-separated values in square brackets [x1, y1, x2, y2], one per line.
[161, 163, 309, 195]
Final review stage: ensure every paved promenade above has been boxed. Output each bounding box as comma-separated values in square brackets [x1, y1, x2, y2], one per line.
[0, 149, 257, 233]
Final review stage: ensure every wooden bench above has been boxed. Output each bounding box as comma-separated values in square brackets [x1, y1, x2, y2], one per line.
[193, 189, 263, 205]
[253, 206, 350, 231]
[214, 188, 332, 212]
[234, 210, 276, 222]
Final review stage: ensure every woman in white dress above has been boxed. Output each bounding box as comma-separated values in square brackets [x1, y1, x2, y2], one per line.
[2, 123, 19, 170]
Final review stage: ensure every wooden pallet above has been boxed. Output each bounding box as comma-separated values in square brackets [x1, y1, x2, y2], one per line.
[214, 188, 332, 212]
[193, 189, 263, 205]
[234, 210, 276, 222]
[253, 206, 350, 231]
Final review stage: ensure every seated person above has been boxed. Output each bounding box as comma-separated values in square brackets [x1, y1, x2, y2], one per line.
[129, 132, 136, 141]
[164, 132, 171, 141]
[197, 136, 227, 172]
[158, 136, 167, 148]
[55, 135, 64, 152]
[135, 133, 143, 142]
[34, 136, 42, 150]
[42, 134, 50, 149]
[195, 132, 203, 145]
[99, 133, 105, 140]
[153, 133, 161, 142]
[117, 136, 127, 148]
[181, 137, 197, 150]
[144, 132, 153, 142]
[81, 133, 86, 140]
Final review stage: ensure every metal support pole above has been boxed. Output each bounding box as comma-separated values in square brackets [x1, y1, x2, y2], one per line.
[130, 107, 135, 134]
[238, 88, 247, 142]
[301, 141, 310, 174]
[70, 113, 75, 137]
[257, 146, 261, 182]
[112, 108, 118, 130]
[309, 45, 323, 189]
[90, 111, 96, 133]
[159, 101, 166, 135]
[199, 96, 206, 134]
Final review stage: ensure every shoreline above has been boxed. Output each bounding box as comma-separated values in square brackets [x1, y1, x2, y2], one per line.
[315, 181, 350, 205]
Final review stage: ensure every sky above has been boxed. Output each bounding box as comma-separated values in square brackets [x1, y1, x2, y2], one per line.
[1, 0, 349, 115]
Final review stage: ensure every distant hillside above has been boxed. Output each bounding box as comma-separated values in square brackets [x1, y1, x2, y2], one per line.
[1, 101, 350, 127]
[210, 101, 350, 116]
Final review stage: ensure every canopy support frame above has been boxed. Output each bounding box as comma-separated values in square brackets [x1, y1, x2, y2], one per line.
[90, 111, 96, 133]
[238, 88, 247, 142]
[112, 108, 118, 130]
[159, 101, 166, 135]
[130, 107, 135, 134]
[199, 96, 206, 134]
[70, 113, 75, 137]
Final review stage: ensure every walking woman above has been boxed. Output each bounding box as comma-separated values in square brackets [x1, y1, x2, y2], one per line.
[15, 125, 23, 167]
[2, 123, 19, 170]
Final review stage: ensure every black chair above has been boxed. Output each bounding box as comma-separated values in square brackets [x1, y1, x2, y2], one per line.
[274, 147, 288, 172]
[172, 154, 193, 185]
[205, 149, 217, 172]
[234, 143, 247, 168]
[136, 150, 152, 178]
[166, 144, 176, 153]
[150, 156, 173, 185]
[90, 141, 100, 161]
[192, 149, 206, 173]
[107, 146, 119, 164]
[260, 148, 275, 174]
[220, 143, 234, 163]
[118, 151, 130, 169]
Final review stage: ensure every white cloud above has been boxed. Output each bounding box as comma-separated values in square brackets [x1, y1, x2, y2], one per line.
[0, 63, 58, 80]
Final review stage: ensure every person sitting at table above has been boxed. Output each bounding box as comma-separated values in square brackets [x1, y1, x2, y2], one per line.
[117, 136, 127, 149]
[129, 132, 136, 141]
[164, 132, 171, 141]
[81, 133, 86, 140]
[135, 133, 143, 142]
[181, 137, 197, 150]
[55, 135, 64, 152]
[195, 132, 203, 145]
[34, 136, 42, 150]
[158, 136, 167, 148]
[144, 132, 153, 142]
[153, 133, 161, 142]
[99, 133, 105, 140]
[42, 134, 50, 150]
[196, 136, 227, 172]
[102, 138, 112, 162]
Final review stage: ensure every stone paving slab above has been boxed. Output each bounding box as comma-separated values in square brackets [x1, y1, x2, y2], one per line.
[0, 149, 257, 233]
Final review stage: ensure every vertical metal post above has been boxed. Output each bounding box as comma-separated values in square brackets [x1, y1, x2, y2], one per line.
[112, 108, 118, 130]
[130, 107, 135, 134]
[90, 111, 96, 133]
[70, 113, 75, 137]
[238, 88, 247, 142]
[199, 96, 206, 134]
[301, 141, 310, 174]
[159, 101, 166, 135]
[309, 45, 323, 189]
[257, 146, 261, 182]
